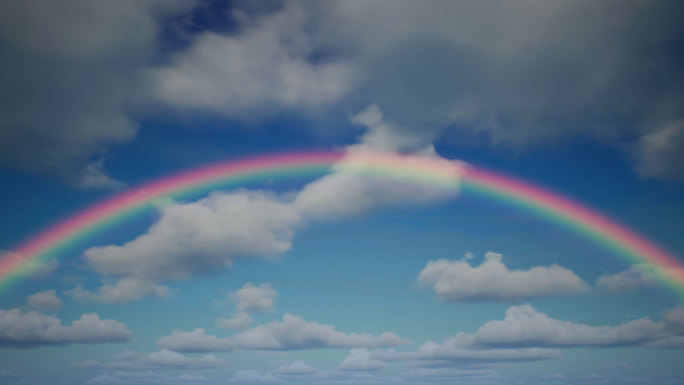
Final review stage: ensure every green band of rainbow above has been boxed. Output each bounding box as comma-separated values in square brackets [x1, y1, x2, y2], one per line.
[1, 151, 682, 297]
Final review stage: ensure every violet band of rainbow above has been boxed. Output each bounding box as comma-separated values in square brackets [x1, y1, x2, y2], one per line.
[1, 150, 682, 297]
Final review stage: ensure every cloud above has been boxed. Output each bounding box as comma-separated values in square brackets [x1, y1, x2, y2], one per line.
[294, 105, 465, 220]
[471, 304, 663, 348]
[150, 1, 355, 117]
[275, 361, 318, 376]
[0, 308, 130, 347]
[217, 312, 254, 331]
[232, 283, 278, 313]
[71, 108, 463, 303]
[363, 304, 684, 369]
[596, 264, 658, 293]
[73, 349, 228, 371]
[26, 290, 62, 312]
[216, 283, 277, 331]
[158, 313, 408, 352]
[633, 121, 684, 180]
[0, 0, 192, 185]
[68, 191, 300, 303]
[338, 349, 387, 371]
[417, 252, 589, 301]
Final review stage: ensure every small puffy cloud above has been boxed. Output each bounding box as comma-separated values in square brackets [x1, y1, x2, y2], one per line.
[596, 264, 658, 293]
[275, 361, 318, 376]
[232, 283, 278, 313]
[339, 349, 388, 371]
[71, 191, 300, 303]
[73, 349, 228, 371]
[418, 252, 589, 301]
[0, 308, 130, 347]
[217, 312, 254, 331]
[26, 289, 62, 312]
[158, 313, 408, 352]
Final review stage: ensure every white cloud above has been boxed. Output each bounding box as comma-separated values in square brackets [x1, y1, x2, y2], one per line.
[275, 361, 319, 375]
[26, 289, 62, 312]
[73, 349, 228, 371]
[471, 304, 663, 348]
[596, 264, 658, 293]
[418, 252, 589, 301]
[233, 283, 278, 313]
[217, 312, 254, 331]
[339, 349, 388, 371]
[294, 105, 465, 220]
[158, 313, 408, 352]
[150, 2, 354, 117]
[71, 108, 464, 303]
[216, 283, 277, 330]
[69, 191, 300, 303]
[0, 308, 130, 346]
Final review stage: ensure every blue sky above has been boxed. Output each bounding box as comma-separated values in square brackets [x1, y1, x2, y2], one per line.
[1, 1, 684, 384]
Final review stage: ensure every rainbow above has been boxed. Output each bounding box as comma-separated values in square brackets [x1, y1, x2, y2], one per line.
[1, 150, 683, 296]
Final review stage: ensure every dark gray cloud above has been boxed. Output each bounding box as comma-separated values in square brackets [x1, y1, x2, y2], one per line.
[0, 0, 191, 186]
[2, 0, 683, 183]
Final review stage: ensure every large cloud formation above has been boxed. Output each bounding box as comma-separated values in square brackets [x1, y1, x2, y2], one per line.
[67, 190, 301, 303]
[68, 107, 465, 303]
[3, 0, 683, 182]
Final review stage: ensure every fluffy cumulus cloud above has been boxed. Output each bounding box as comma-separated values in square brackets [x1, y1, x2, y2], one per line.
[596, 264, 659, 293]
[232, 283, 278, 313]
[417, 252, 589, 301]
[217, 283, 278, 331]
[356, 304, 684, 371]
[0, 308, 130, 347]
[150, 1, 355, 117]
[294, 105, 465, 220]
[446, 304, 684, 350]
[275, 361, 318, 376]
[26, 289, 62, 312]
[67, 191, 300, 303]
[73, 349, 228, 371]
[216, 312, 254, 332]
[338, 349, 388, 372]
[471, 305, 663, 348]
[158, 313, 408, 352]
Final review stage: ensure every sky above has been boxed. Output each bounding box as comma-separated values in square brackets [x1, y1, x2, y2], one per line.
[1, 1, 684, 384]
